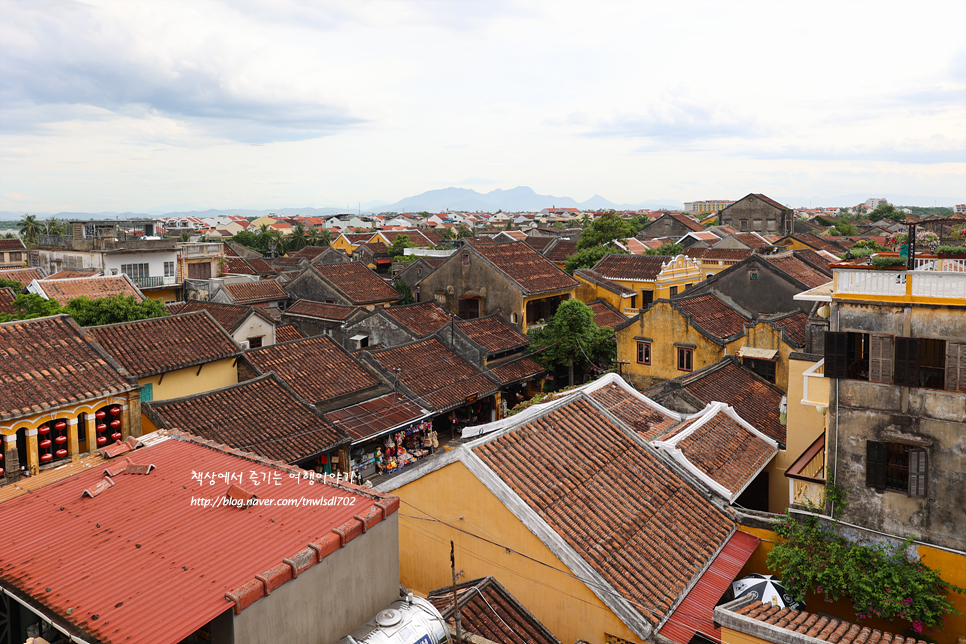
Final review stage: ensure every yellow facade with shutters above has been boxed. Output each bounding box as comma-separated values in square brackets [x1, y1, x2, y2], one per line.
[138, 357, 238, 404]
[604, 255, 705, 316]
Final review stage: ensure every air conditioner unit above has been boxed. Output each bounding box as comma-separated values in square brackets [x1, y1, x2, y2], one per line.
[239, 340, 250, 350]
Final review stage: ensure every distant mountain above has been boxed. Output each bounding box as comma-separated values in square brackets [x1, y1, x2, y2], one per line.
[379, 186, 682, 213]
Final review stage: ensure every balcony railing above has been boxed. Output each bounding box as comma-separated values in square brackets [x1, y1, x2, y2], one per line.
[132, 275, 177, 288]
[834, 265, 966, 302]
[786, 434, 826, 512]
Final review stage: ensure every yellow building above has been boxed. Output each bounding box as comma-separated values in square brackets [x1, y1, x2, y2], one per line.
[573, 268, 637, 312]
[682, 247, 754, 278]
[1, 315, 143, 480]
[86, 310, 241, 404]
[377, 390, 745, 644]
[591, 253, 704, 316]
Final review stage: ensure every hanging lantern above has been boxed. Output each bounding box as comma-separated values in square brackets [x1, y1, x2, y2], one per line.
[111, 432, 122, 442]
[38, 425, 50, 435]
[55, 449, 67, 459]
[39, 439, 51, 450]
[54, 421, 67, 431]
[110, 420, 121, 429]
[40, 453, 52, 463]
[110, 407, 121, 416]
[55, 435, 67, 445]
[96, 436, 107, 446]
[0, 468, 4, 477]
[97, 423, 107, 432]
[817, 304, 831, 319]
[95, 410, 106, 420]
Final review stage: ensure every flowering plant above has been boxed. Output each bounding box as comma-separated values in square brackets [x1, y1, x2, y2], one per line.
[887, 230, 940, 251]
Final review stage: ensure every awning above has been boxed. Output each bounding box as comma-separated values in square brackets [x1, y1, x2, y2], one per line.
[793, 281, 833, 302]
[376, 258, 392, 264]
[658, 530, 761, 643]
[736, 347, 778, 360]
[349, 334, 368, 341]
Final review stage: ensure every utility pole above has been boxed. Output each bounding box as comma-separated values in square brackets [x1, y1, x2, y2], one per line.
[450, 540, 462, 642]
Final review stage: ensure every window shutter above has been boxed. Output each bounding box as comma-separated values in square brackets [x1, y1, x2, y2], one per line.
[946, 342, 966, 393]
[893, 337, 920, 388]
[866, 441, 887, 489]
[868, 335, 894, 384]
[908, 449, 927, 498]
[824, 332, 848, 378]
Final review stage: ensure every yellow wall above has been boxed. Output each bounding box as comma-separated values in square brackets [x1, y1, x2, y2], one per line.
[140, 357, 237, 401]
[394, 459, 645, 644]
[249, 215, 278, 229]
[726, 321, 794, 393]
[616, 301, 725, 388]
[775, 237, 811, 251]
[574, 273, 634, 313]
[331, 235, 360, 256]
[520, 291, 575, 333]
[142, 287, 179, 303]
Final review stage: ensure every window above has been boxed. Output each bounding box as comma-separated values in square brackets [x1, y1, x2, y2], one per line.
[749, 270, 758, 281]
[740, 220, 748, 231]
[866, 441, 926, 498]
[637, 341, 651, 365]
[9, 252, 22, 262]
[766, 219, 778, 231]
[894, 337, 953, 390]
[462, 254, 469, 266]
[120, 263, 149, 280]
[753, 219, 762, 229]
[669, 286, 678, 297]
[824, 331, 869, 381]
[677, 347, 693, 372]
[510, 312, 517, 324]
[641, 290, 654, 307]
[743, 357, 776, 383]
[164, 261, 175, 277]
[247, 336, 263, 349]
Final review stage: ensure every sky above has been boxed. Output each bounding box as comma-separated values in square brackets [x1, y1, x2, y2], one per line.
[1, 0, 964, 213]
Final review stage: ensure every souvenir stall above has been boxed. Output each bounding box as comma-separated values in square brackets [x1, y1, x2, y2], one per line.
[350, 419, 436, 479]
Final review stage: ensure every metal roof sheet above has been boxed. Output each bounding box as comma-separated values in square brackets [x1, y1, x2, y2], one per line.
[0, 435, 396, 644]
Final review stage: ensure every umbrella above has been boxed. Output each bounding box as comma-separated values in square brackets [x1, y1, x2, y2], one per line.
[731, 574, 806, 611]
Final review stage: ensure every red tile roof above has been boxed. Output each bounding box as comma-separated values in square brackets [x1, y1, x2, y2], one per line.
[487, 355, 545, 385]
[764, 254, 832, 289]
[674, 293, 750, 341]
[314, 263, 401, 305]
[291, 245, 333, 259]
[667, 212, 706, 232]
[37, 275, 144, 306]
[245, 257, 277, 274]
[224, 280, 287, 304]
[456, 315, 528, 353]
[0, 238, 26, 251]
[523, 236, 555, 252]
[0, 315, 137, 422]
[473, 242, 578, 295]
[593, 254, 670, 281]
[325, 392, 428, 442]
[286, 299, 360, 321]
[366, 338, 498, 412]
[244, 335, 381, 405]
[145, 374, 348, 462]
[724, 233, 771, 250]
[588, 299, 627, 329]
[378, 229, 437, 247]
[473, 395, 734, 628]
[771, 310, 808, 348]
[383, 301, 455, 336]
[0, 287, 16, 314]
[787, 233, 847, 254]
[0, 432, 394, 644]
[793, 248, 834, 274]
[685, 248, 754, 262]
[428, 577, 562, 644]
[222, 256, 259, 275]
[543, 239, 579, 262]
[45, 269, 99, 280]
[87, 311, 240, 378]
[753, 193, 789, 211]
[0, 267, 44, 287]
[587, 380, 678, 440]
[274, 324, 303, 342]
[177, 300, 273, 333]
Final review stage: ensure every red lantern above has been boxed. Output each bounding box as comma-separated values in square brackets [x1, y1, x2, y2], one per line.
[96, 436, 107, 446]
[110, 420, 121, 429]
[38, 425, 50, 435]
[55, 449, 67, 458]
[40, 453, 52, 463]
[110, 407, 121, 416]
[39, 439, 51, 449]
[55, 435, 67, 445]
[111, 432, 122, 442]
[54, 421, 67, 431]
[0, 453, 3, 461]
[97, 423, 107, 432]
[95, 410, 106, 420]
[0, 468, 4, 477]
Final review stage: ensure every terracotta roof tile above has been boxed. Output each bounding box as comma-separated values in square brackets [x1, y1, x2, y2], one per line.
[789, 233, 848, 254]
[523, 236, 555, 252]
[473, 242, 578, 295]
[593, 254, 670, 281]
[674, 293, 750, 341]
[724, 233, 771, 250]
[793, 248, 834, 273]
[588, 299, 627, 329]
[325, 392, 428, 442]
[37, 275, 144, 306]
[0, 288, 16, 315]
[291, 245, 332, 259]
[286, 299, 360, 321]
[383, 301, 455, 336]
[45, 269, 99, 280]
[733, 601, 927, 644]
[0, 268, 44, 288]
[456, 315, 528, 353]
[667, 212, 706, 232]
[0, 315, 136, 421]
[224, 280, 287, 304]
[367, 338, 498, 412]
[177, 300, 272, 333]
[245, 257, 277, 274]
[753, 194, 789, 211]
[765, 254, 832, 289]
[86, 311, 239, 378]
[0, 238, 26, 251]
[684, 248, 754, 262]
[244, 335, 381, 405]
[222, 256, 259, 275]
[543, 239, 579, 262]
[145, 374, 347, 463]
[772, 311, 808, 348]
[314, 263, 401, 304]
[488, 356, 545, 385]
[274, 324, 303, 342]
[587, 381, 678, 440]
[473, 396, 734, 626]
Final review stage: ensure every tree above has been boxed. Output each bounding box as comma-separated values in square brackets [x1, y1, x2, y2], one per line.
[0, 294, 62, 322]
[440, 227, 456, 241]
[564, 246, 628, 274]
[644, 241, 683, 256]
[456, 224, 474, 239]
[18, 214, 41, 245]
[179, 230, 192, 242]
[306, 227, 332, 247]
[576, 212, 635, 250]
[44, 217, 65, 236]
[289, 223, 308, 251]
[869, 203, 907, 223]
[388, 234, 416, 259]
[392, 279, 415, 305]
[831, 222, 859, 236]
[528, 299, 616, 387]
[64, 294, 167, 326]
[0, 278, 24, 291]
[264, 230, 286, 257]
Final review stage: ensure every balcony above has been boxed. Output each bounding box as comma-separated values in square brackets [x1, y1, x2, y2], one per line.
[786, 434, 826, 511]
[801, 359, 829, 407]
[132, 275, 177, 289]
[833, 257, 966, 304]
[179, 243, 223, 258]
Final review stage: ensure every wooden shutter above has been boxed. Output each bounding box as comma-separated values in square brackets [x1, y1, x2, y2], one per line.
[866, 441, 887, 489]
[908, 449, 927, 498]
[946, 342, 966, 393]
[869, 335, 894, 384]
[893, 337, 920, 388]
[824, 331, 848, 378]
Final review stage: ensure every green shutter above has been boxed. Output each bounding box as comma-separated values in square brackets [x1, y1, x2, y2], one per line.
[140, 383, 153, 403]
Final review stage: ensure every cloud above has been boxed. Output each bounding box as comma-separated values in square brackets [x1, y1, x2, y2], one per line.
[740, 137, 966, 165]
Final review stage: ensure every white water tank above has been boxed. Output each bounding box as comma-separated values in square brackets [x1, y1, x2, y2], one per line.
[338, 595, 450, 644]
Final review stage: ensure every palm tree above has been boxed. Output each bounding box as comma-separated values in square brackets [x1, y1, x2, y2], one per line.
[258, 223, 270, 236]
[289, 223, 308, 252]
[179, 230, 192, 242]
[2, 232, 14, 239]
[265, 230, 286, 257]
[44, 217, 65, 236]
[309, 227, 332, 247]
[18, 214, 41, 244]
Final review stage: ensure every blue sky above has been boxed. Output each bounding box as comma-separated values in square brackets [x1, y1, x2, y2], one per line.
[1, 0, 964, 212]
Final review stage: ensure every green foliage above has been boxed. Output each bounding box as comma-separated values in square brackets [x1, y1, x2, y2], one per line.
[0, 294, 64, 322]
[871, 255, 907, 269]
[851, 239, 885, 251]
[843, 248, 875, 259]
[528, 299, 616, 386]
[936, 245, 966, 256]
[18, 214, 41, 245]
[576, 212, 636, 250]
[306, 227, 332, 247]
[179, 230, 192, 242]
[895, 206, 952, 219]
[870, 203, 908, 223]
[391, 279, 415, 305]
[388, 234, 416, 258]
[288, 223, 308, 251]
[0, 278, 24, 291]
[230, 230, 271, 254]
[564, 246, 628, 274]
[64, 295, 168, 326]
[627, 215, 650, 235]
[832, 222, 859, 236]
[768, 513, 964, 632]
[644, 241, 683, 256]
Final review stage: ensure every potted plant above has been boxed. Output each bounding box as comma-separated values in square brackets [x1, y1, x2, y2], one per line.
[936, 245, 966, 259]
[870, 255, 907, 269]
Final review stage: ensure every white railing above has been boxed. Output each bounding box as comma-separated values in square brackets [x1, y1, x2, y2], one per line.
[911, 271, 966, 299]
[836, 268, 907, 297]
[791, 479, 825, 507]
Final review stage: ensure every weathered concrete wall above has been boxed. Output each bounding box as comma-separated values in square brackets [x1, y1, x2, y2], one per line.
[342, 311, 418, 351]
[719, 196, 789, 235]
[232, 513, 399, 644]
[417, 252, 524, 323]
[637, 216, 695, 239]
[687, 259, 811, 316]
[284, 271, 352, 306]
